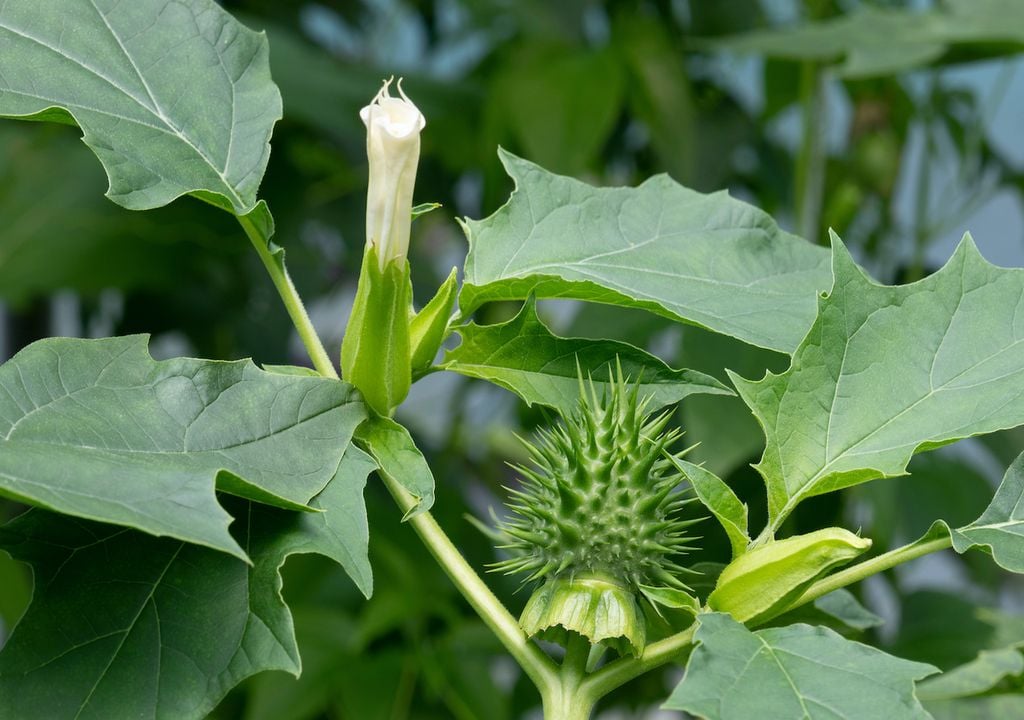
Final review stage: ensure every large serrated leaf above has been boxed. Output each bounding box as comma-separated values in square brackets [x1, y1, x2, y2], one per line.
[0, 335, 366, 559]
[0, 0, 281, 214]
[442, 298, 731, 414]
[950, 450, 1024, 573]
[734, 233, 1024, 533]
[665, 613, 937, 720]
[0, 448, 376, 720]
[460, 150, 830, 354]
[712, 0, 1024, 79]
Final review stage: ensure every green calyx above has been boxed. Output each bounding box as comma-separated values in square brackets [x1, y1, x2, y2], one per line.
[341, 245, 412, 416]
[707, 527, 872, 625]
[494, 369, 700, 654]
[521, 573, 644, 657]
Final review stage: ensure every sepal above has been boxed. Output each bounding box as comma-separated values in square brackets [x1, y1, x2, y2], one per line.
[409, 266, 458, 371]
[341, 245, 412, 415]
[520, 573, 645, 656]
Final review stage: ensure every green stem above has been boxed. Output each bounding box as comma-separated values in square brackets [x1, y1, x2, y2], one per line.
[795, 60, 827, 245]
[581, 623, 696, 700]
[238, 214, 339, 379]
[543, 633, 597, 720]
[380, 473, 558, 692]
[788, 532, 953, 611]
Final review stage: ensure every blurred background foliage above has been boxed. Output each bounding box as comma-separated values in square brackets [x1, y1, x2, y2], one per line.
[2, 0, 1024, 717]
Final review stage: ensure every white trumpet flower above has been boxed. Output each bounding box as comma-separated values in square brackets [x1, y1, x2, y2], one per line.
[360, 77, 426, 270]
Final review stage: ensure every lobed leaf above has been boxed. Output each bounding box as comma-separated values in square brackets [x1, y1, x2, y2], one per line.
[950, 450, 1024, 573]
[459, 151, 830, 354]
[665, 613, 937, 719]
[0, 335, 366, 559]
[442, 298, 731, 414]
[734, 233, 1024, 531]
[0, 448, 375, 720]
[0, 0, 281, 214]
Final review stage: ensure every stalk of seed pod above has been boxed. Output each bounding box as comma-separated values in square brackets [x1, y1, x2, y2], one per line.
[492, 365, 702, 656]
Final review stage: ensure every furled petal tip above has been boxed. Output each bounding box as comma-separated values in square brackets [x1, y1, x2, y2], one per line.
[360, 77, 426, 140]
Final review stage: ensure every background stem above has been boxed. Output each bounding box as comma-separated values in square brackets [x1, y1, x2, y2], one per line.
[795, 60, 827, 245]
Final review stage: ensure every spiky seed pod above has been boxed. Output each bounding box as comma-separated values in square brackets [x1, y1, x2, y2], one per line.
[493, 369, 701, 655]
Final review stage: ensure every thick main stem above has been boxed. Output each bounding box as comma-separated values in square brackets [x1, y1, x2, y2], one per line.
[238, 215, 339, 379]
[380, 473, 558, 692]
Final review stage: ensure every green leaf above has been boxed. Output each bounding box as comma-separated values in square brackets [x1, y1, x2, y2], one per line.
[734, 233, 1024, 532]
[460, 150, 831, 354]
[770, 589, 884, 635]
[442, 299, 731, 413]
[410, 266, 459, 371]
[302, 446, 377, 598]
[665, 613, 938, 719]
[242, 609, 360, 720]
[917, 648, 1024, 702]
[261, 364, 321, 377]
[806, 590, 883, 632]
[0, 462, 376, 720]
[638, 584, 701, 615]
[950, 450, 1024, 573]
[672, 458, 749, 559]
[712, 0, 1024, 79]
[0, 0, 281, 214]
[355, 416, 435, 517]
[0, 335, 366, 559]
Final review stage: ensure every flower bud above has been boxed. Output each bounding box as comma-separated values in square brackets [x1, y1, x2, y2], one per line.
[360, 77, 425, 269]
[341, 78, 424, 415]
[707, 527, 871, 625]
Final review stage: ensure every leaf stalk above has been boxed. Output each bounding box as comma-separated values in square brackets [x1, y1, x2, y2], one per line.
[238, 214, 339, 378]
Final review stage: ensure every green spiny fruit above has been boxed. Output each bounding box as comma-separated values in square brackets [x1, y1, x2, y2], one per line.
[493, 368, 701, 655]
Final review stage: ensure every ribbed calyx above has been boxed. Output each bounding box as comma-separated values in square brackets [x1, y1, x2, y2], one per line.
[494, 371, 700, 654]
